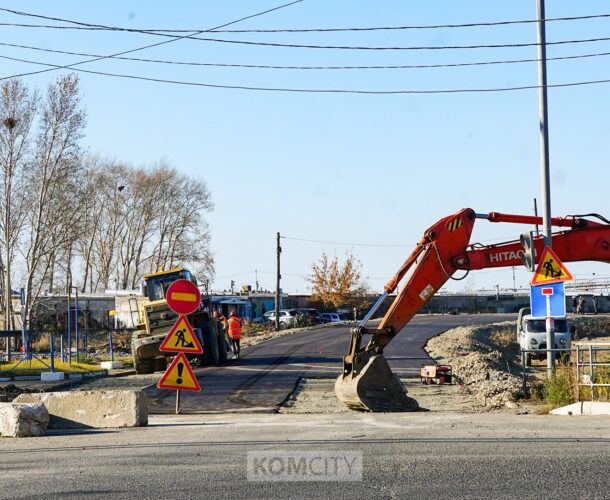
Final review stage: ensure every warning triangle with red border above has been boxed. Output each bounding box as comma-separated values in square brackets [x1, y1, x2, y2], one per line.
[157, 352, 201, 392]
[159, 315, 203, 354]
[531, 246, 574, 286]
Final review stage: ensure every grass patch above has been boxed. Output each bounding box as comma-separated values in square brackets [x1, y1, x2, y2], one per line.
[579, 366, 610, 401]
[543, 367, 574, 406]
[0, 358, 103, 376]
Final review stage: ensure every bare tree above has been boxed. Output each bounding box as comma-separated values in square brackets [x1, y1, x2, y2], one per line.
[20, 74, 85, 330]
[0, 80, 37, 330]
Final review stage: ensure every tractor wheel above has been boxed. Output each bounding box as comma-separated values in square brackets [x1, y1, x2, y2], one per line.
[134, 353, 155, 374]
[216, 321, 228, 364]
[199, 318, 220, 366]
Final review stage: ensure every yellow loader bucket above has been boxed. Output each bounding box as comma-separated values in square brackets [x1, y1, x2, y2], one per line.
[334, 354, 419, 412]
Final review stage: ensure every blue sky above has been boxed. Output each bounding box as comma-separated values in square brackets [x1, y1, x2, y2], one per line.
[1, 1, 608, 294]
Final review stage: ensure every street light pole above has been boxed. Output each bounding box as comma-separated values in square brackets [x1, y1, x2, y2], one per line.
[536, 0, 555, 373]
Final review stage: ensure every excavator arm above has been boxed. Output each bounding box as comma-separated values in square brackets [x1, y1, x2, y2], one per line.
[335, 208, 610, 412]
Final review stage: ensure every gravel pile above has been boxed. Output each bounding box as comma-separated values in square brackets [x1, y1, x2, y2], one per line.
[425, 321, 523, 409]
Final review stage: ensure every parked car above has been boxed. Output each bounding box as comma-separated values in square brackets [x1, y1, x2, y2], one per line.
[293, 308, 320, 325]
[261, 309, 299, 328]
[320, 312, 341, 323]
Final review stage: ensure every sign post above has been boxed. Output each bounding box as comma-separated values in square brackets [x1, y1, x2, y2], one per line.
[531, 246, 573, 375]
[157, 279, 202, 414]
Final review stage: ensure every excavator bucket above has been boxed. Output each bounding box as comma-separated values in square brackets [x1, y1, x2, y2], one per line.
[335, 354, 419, 412]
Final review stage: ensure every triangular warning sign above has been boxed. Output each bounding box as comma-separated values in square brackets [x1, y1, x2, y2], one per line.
[531, 246, 573, 286]
[159, 315, 203, 354]
[157, 353, 201, 392]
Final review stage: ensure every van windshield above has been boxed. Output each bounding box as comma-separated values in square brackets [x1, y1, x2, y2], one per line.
[527, 319, 568, 333]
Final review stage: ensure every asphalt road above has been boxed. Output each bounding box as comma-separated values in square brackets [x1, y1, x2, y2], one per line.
[2, 412, 609, 499]
[145, 314, 515, 414]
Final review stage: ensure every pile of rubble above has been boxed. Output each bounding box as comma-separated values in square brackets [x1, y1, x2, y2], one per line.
[425, 321, 523, 409]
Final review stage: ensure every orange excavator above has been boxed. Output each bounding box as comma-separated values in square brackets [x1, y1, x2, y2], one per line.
[335, 208, 610, 412]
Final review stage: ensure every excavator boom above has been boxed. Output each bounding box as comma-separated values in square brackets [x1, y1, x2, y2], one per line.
[335, 208, 610, 412]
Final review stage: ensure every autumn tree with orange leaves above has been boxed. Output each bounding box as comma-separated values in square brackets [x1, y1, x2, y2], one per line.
[308, 252, 370, 310]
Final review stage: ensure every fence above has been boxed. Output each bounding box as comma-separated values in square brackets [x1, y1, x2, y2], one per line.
[574, 342, 610, 402]
[520, 343, 610, 402]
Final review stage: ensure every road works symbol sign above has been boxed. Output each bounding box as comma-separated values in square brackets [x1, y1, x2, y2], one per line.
[159, 315, 203, 354]
[166, 279, 201, 315]
[531, 246, 574, 286]
[157, 352, 201, 392]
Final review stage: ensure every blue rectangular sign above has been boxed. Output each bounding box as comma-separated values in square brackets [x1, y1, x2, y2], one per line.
[530, 281, 566, 318]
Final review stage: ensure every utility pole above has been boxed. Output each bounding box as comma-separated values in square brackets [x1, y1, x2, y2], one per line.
[536, 0, 555, 373]
[275, 232, 281, 332]
[512, 267, 516, 292]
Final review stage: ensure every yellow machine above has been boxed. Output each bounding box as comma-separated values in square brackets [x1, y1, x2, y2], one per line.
[131, 268, 228, 374]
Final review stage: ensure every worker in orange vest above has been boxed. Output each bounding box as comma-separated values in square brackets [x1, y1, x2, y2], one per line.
[227, 310, 242, 359]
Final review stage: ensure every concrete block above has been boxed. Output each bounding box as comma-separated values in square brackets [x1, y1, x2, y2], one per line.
[40, 372, 65, 382]
[0, 377, 12, 382]
[13, 376, 40, 381]
[14, 390, 148, 429]
[100, 361, 124, 370]
[0, 403, 48, 437]
[68, 373, 83, 381]
[551, 402, 610, 416]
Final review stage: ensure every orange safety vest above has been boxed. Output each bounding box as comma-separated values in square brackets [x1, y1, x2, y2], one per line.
[227, 317, 242, 339]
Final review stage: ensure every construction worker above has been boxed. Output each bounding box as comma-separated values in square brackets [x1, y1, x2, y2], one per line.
[213, 310, 227, 327]
[227, 310, 242, 359]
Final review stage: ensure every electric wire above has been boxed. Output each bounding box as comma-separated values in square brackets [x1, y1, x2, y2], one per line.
[133, 35, 610, 52]
[0, 0, 303, 81]
[4, 52, 610, 94]
[3, 40, 610, 71]
[280, 236, 414, 247]
[2, 7, 610, 33]
[2, 7, 610, 51]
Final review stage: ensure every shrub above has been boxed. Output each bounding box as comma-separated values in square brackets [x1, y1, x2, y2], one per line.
[543, 367, 574, 406]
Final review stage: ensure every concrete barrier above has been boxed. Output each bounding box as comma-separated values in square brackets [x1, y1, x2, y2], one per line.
[0, 403, 49, 437]
[550, 401, 610, 416]
[14, 390, 148, 429]
[41, 372, 65, 382]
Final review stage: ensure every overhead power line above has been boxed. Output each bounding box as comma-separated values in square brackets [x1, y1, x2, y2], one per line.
[2, 7, 610, 51]
[4, 52, 610, 94]
[151, 35, 610, 51]
[1, 7, 610, 33]
[3, 40, 610, 71]
[0, 0, 303, 81]
[281, 236, 414, 247]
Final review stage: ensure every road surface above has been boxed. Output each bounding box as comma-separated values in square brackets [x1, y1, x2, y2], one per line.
[145, 314, 514, 413]
[2, 412, 609, 498]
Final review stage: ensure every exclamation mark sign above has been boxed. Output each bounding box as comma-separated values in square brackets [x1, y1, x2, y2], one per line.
[176, 362, 184, 384]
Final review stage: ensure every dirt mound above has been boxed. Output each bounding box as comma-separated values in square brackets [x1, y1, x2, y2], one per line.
[425, 321, 523, 409]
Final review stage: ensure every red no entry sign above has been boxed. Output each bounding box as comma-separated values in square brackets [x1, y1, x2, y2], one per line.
[166, 279, 201, 315]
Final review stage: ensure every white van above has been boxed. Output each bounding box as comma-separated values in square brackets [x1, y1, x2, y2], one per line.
[517, 307, 571, 365]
